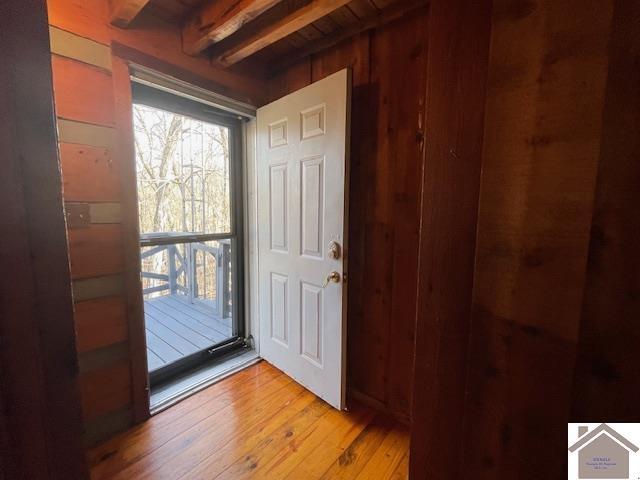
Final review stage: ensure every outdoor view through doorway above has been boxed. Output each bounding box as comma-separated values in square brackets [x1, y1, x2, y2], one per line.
[132, 83, 243, 385]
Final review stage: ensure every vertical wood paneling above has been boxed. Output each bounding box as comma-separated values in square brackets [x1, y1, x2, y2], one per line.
[372, 16, 427, 417]
[409, 0, 492, 477]
[461, 0, 614, 477]
[571, 0, 640, 420]
[0, 0, 88, 476]
[270, 11, 428, 421]
[112, 56, 151, 424]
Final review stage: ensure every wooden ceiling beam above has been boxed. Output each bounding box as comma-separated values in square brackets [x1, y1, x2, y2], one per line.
[270, 0, 429, 74]
[183, 0, 285, 56]
[109, 0, 151, 28]
[216, 0, 353, 67]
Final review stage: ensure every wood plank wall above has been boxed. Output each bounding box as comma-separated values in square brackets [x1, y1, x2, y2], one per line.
[0, 0, 88, 476]
[46, 0, 263, 446]
[269, 9, 429, 422]
[570, 0, 640, 422]
[462, 0, 614, 476]
[412, 0, 640, 478]
[408, 0, 492, 477]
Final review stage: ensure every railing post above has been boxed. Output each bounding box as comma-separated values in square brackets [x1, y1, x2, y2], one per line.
[187, 242, 196, 303]
[168, 244, 177, 295]
[215, 245, 224, 318]
[222, 241, 231, 319]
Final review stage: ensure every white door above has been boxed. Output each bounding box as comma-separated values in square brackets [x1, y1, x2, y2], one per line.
[256, 69, 350, 409]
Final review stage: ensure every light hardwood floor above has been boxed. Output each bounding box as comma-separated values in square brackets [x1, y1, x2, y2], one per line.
[88, 361, 409, 479]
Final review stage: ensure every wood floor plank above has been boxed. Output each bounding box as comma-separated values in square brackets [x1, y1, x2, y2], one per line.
[388, 451, 409, 480]
[283, 406, 377, 479]
[214, 398, 332, 479]
[180, 390, 319, 479]
[89, 362, 279, 478]
[88, 363, 410, 480]
[110, 374, 299, 479]
[318, 415, 398, 479]
[252, 404, 374, 479]
[353, 425, 410, 480]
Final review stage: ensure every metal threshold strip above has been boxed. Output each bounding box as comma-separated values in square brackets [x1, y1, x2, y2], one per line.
[150, 346, 260, 415]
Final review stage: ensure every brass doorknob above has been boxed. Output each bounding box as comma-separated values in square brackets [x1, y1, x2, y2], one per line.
[322, 271, 341, 287]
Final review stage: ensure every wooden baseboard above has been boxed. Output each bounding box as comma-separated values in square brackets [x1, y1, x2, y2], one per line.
[347, 387, 411, 426]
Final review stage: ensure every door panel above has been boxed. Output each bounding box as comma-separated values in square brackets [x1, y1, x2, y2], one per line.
[257, 69, 350, 409]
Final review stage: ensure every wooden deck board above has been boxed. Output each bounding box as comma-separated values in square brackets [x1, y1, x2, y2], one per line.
[145, 329, 183, 365]
[156, 295, 231, 337]
[143, 294, 233, 372]
[144, 301, 225, 343]
[145, 308, 212, 350]
[88, 362, 409, 480]
[146, 348, 165, 372]
[172, 294, 233, 328]
[144, 315, 201, 356]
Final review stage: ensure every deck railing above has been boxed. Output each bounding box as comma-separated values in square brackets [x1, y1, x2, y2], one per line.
[140, 239, 231, 319]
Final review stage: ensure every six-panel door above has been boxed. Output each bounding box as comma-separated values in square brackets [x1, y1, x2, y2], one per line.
[256, 69, 350, 409]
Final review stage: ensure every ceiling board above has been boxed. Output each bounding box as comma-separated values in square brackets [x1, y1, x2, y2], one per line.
[296, 24, 325, 41]
[347, 0, 380, 18]
[328, 5, 359, 28]
[312, 14, 341, 34]
[370, 0, 399, 10]
[138, 0, 418, 73]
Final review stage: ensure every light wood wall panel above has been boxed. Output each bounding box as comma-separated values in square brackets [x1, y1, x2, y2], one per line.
[68, 225, 125, 280]
[74, 297, 129, 354]
[79, 360, 132, 422]
[59, 143, 120, 202]
[51, 55, 115, 126]
[269, 9, 429, 421]
[46, 4, 133, 445]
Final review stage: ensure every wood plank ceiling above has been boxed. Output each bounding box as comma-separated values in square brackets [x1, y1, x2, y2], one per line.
[109, 0, 426, 76]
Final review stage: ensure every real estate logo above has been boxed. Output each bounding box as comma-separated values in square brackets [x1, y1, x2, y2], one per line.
[568, 424, 640, 479]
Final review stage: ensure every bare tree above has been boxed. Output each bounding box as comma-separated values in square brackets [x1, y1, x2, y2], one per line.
[133, 104, 232, 300]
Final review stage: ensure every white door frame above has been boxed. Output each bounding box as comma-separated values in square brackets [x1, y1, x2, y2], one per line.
[244, 117, 262, 353]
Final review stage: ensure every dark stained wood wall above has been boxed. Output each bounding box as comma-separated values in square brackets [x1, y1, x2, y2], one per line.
[269, 8, 429, 421]
[408, 0, 492, 476]
[411, 0, 640, 478]
[571, 0, 640, 421]
[462, 0, 613, 476]
[0, 0, 88, 476]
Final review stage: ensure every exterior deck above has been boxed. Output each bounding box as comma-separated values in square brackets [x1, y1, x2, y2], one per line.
[144, 293, 232, 372]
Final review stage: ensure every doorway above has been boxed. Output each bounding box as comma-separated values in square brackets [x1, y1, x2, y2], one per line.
[132, 82, 245, 387]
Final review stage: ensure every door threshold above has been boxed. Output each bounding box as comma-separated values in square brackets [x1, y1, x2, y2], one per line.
[149, 347, 260, 415]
